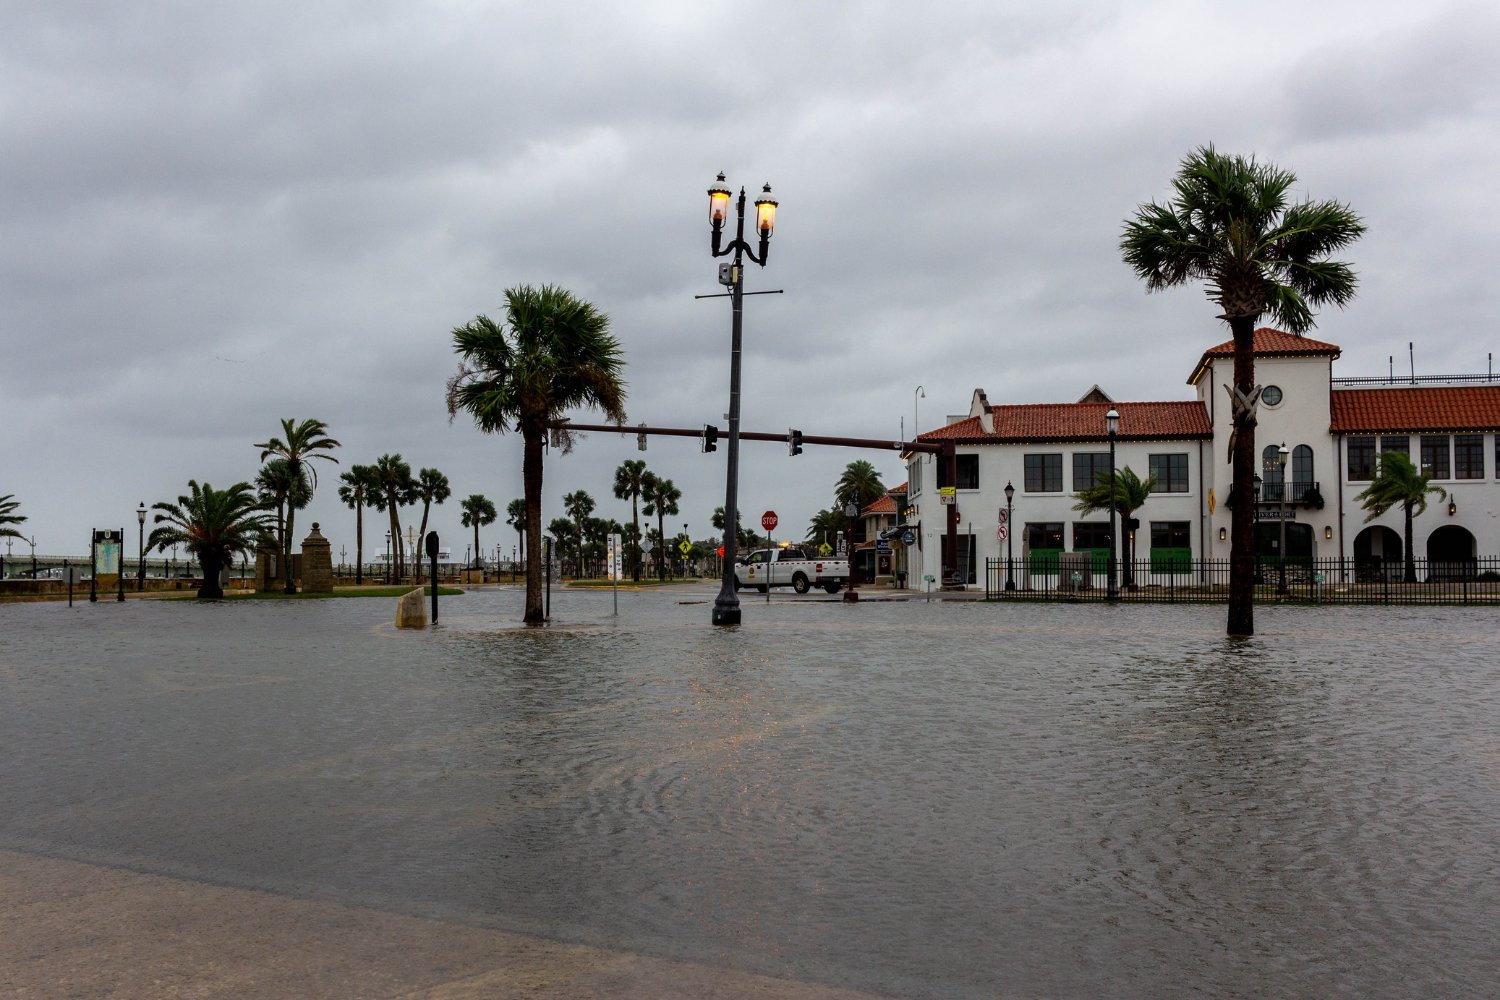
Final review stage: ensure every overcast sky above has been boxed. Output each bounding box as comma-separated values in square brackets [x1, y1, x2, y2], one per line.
[4, 0, 1497, 560]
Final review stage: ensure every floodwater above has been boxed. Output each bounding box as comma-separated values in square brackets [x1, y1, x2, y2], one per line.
[3, 588, 1498, 998]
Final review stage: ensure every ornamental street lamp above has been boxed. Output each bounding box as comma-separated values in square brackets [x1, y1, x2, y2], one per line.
[1003, 480, 1016, 591]
[843, 501, 861, 602]
[1106, 408, 1120, 601]
[136, 502, 147, 591]
[914, 385, 925, 437]
[385, 531, 392, 585]
[708, 171, 778, 627]
[29, 535, 37, 579]
[1276, 442, 1290, 595]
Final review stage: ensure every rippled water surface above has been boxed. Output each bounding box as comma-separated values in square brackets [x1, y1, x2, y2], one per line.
[4, 588, 1499, 997]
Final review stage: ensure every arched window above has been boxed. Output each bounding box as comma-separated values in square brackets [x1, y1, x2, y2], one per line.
[1292, 445, 1314, 487]
[1262, 445, 1284, 485]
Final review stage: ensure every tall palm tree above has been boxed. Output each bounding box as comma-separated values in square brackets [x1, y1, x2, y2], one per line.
[1122, 146, 1363, 636]
[1072, 466, 1158, 587]
[612, 460, 650, 581]
[0, 494, 26, 544]
[411, 467, 452, 582]
[337, 464, 374, 585]
[805, 507, 847, 549]
[255, 459, 310, 564]
[714, 505, 757, 549]
[460, 494, 498, 571]
[367, 454, 416, 582]
[1355, 451, 1446, 584]
[641, 473, 681, 581]
[562, 490, 595, 578]
[148, 481, 274, 599]
[447, 284, 627, 624]
[505, 497, 526, 568]
[835, 460, 887, 512]
[255, 418, 341, 593]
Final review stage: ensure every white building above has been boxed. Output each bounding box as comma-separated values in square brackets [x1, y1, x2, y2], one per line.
[905, 328, 1500, 588]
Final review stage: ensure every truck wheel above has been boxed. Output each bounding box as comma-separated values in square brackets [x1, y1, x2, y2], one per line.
[823, 582, 841, 594]
[792, 573, 811, 594]
[756, 584, 768, 593]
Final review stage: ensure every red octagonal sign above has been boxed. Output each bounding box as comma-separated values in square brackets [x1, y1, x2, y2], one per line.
[761, 510, 779, 531]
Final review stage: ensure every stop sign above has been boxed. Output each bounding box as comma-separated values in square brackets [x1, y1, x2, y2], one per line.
[761, 510, 779, 531]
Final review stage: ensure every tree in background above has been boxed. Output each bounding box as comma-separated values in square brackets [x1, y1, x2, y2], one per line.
[447, 284, 627, 624]
[1, 494, 28, 546]
[547, 517, 579, 576]
[641, 473, 681, 580]
[713, 506, 758, 549]
[1122, 146, 1363, 635]
[460, 494, 498, 571]
[835, 460, 886, 513]
[148, 481, 274, 599]
[805, 507, 849, 550]
[612, 459, 651, 581]
[367, 454, 417, 582]
[337, 464, 375, 584]
[562, 489, 596, 578]
[505, 497, 526, 568]
[255, 459, 310, 566]
[1072, 466, 1158, 587]
[254, 418, 340, 594]
[1355, 451, 1446, 584]
[411, 467, 451, 582]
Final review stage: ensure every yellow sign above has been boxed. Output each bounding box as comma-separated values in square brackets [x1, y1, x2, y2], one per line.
[1208, 488, 1216, 514]
[818, 542, 832, 556]
[678, 539, 692, 555]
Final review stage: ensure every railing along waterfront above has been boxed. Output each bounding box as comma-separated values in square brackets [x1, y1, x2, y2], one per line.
[984, 556, 1500, 604]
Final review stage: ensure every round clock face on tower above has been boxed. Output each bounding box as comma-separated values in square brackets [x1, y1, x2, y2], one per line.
[1262, 385, 1284, 406]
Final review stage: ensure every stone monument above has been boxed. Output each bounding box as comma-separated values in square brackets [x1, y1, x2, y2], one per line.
[300, 523, 333, 594]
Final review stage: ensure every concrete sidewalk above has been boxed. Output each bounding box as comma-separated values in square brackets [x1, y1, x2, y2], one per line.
[0, 850, 888, 999]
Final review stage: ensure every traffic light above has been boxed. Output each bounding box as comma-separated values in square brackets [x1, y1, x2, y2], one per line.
[702, 424, 719, 452]
[637, 421, 647, 451]
[789, 428, 803, 456]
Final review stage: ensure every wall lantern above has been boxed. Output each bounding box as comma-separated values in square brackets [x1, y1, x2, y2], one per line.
[1448, 497, 1458, 516]
[1218, 527, 1227, 542]
[1324, 525, 1333, 540]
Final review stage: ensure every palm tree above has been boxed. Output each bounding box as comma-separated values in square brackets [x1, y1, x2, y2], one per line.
[612, 459, 651, 581]
[562, 489, 596, 578]
[1355, 451, 1446, 584]
[460, 494, 498, 571]
[835, 460, 886, 512]
[713, 506, 757, 549]
[255, 418, 341, 593]
[446, 284, 627, 624]
[1122, 146, 1363, 636]
[367, 454, 416, 582]
[1073, 466, 1158, 587]
[337, 464, 374, 584]
[148, 481, 274, 599]
[411, 467, 452, 582]
[641, 473, 681, 580]
[255, 459, 310, 563]
[547, 517, 579, 576]
[805, 507, 848, 550]
[505, 497, 525, 568]
[0, 494, 26, 544]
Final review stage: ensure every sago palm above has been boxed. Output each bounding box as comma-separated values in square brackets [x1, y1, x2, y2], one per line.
[255, 418, 340, 593]
[148, 481, 274, 599]
[1355, 451, 1446, 584]
[1122, 146, 1363, 635]
[447, 284, 627, 623]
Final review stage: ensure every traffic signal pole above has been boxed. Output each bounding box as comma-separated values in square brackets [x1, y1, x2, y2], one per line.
[551, 421, 960, 592]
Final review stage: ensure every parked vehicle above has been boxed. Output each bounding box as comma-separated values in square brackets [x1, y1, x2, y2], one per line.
[734, 547, 848, 594]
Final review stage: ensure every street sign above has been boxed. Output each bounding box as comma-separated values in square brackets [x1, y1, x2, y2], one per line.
[875, 539, 891, 553]
[607, 533, 623, 581]
[997, 525, 1008, 541]
[678, 539, 692, 555]
[818, 542, 832, 556]
[761, 510, 779, 531]
[939, 487, 956, 505]
[717, 545, 725, 558]
[901, 529, 916, 545]
[998, 508, 1008, 524]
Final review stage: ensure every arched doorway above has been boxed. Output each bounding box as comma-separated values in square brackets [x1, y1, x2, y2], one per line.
[1353, 525, 1401, 581]
[1426, 525, 1476, 581]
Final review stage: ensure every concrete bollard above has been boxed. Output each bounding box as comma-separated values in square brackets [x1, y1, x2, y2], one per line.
[395, 587, 428, 628]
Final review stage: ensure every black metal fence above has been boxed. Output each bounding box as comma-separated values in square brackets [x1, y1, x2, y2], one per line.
[984, 556, 1500, 605]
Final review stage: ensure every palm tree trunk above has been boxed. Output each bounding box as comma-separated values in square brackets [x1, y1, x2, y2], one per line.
[1228, 315, 1257, 637]
[355, 502, 364, 585]
[386, 498, 402, 587]
[1403, 503, 1417, 583]
[283, 502, 298, 594]
[523, 430, 545, 623]
[631, 495, 641, 582]
[473, 522, 481, 570]
[198, 552, 224, 600]
[657, 511, 667, 580]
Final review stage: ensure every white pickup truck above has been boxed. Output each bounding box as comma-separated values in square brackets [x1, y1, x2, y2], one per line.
[734, 547, 849, 594]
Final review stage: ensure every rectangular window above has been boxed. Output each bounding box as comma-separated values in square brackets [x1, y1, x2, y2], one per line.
[1148, 453, 1190, 493]
[1072, 522, 1112, 550]
[909, 458, 922, 496]
[1024, 521, 1063, 576]
[1380, 435, 1408, 458]
[1024, 453, 1062, 492]
[1455, 434, 1483, 479]
[1150, 521, 1192, 572]
[1072, 452, 1110, 491]
[1420, 435, 1450, 479]
[955, 454, 979, 490]
[1348, 437, 1376, 480]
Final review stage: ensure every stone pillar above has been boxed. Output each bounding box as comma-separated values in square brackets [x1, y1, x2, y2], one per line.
[300, 523, 334, 594]
[395, 587, 427, 628]
[253, 542, 279, 593]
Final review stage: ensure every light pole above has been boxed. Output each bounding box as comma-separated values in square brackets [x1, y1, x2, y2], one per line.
[914, 385, 925, 438]
[843, 501, 861, 602]
[1277, 442, 1290, 595]
[29, 535, 37, 579]
[1106, 407, 1120, 601]
[708, 171, 778, 626]
[385, 531, 391, 585]
[1003, 481, 1016, 591]
[136, 502, 147, 591]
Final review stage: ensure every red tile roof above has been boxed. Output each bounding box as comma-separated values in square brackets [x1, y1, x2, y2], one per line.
[861, 494, 896, 515]
[1187, 327, 1341, 385]
[918, 401, 1210, 443]
[1331, 387, 1500, 432]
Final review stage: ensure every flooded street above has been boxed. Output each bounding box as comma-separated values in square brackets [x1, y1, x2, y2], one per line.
[3, 588, 1498, 997]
